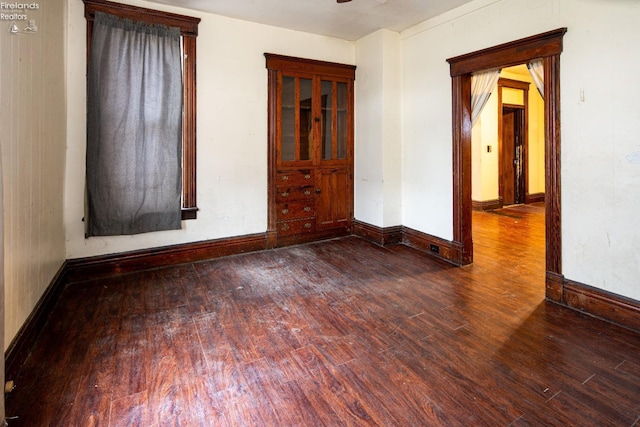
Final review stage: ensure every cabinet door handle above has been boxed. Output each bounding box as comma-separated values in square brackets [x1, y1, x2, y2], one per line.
[281, 208, 289, 215]
[281, 191, 290, 197]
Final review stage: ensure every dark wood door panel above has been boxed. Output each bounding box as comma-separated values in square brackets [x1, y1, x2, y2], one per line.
[316, 168, 351, 230]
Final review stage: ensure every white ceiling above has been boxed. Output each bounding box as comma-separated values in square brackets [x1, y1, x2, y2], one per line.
[146, 0, 475, 41]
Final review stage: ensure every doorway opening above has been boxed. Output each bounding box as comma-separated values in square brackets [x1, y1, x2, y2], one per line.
[447, 28, 567, 301]
[471, 67, 543, 212]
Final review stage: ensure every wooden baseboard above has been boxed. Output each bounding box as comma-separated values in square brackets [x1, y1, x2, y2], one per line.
[353, 221, 458, 265]
[402, 226, 457, 264]
[526, 192, 545, 204]
[557, 278, 640, 333]
[472, 199, 501, 211]
[352, 220, 402, 246]
[545, 271, 564, 303]
[65, 232, 268, 284]
[5, 262, 69, 382]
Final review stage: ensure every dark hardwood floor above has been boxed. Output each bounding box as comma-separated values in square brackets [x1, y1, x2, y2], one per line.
[6, 204, 640, 426]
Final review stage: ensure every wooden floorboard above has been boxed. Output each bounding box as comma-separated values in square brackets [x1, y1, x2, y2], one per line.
[6, 204, 640, 426]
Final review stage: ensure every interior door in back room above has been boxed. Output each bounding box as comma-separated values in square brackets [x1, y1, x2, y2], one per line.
[501, 106, 526, 206]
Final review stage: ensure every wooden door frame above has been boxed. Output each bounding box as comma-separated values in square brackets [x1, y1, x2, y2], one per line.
[447, 28, 567, 300]
[498, 77, 530, 206]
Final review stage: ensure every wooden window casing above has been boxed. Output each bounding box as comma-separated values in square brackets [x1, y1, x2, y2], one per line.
[83, 0, 200, 220]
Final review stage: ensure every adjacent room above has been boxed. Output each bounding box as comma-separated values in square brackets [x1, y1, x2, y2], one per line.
[2, 0, 639, 424]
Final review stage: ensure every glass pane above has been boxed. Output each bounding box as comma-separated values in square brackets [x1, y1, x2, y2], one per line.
[281, 76, 295, 162]
[299, 78, 312, 161]
[321, 80, 333, 160]
[337, 82, 347, 159]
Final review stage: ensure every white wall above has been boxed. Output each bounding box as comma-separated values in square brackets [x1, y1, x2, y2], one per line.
[354, 29, 402, 227]
[64, 0, 355, 259]
[401, 0, 640, 301]
[0, 0, 67, 349]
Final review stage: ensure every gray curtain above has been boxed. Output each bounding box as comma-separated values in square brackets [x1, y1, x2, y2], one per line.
[86, 12, 183, 236]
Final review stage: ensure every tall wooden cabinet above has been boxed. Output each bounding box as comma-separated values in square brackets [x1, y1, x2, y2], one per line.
[265, 54, 355, 247]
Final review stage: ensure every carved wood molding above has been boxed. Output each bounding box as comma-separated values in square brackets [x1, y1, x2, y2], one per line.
[83, 0, 200, 36]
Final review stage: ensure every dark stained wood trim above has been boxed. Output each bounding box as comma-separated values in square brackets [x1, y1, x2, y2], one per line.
[181, 35, 198, 219]
[545, 271, 564, 303]
[472, 199, 502, 211]
[65, 233, 268, 284]
[83, 0, 199, 35]
[451, 73, 473, 265]
[266, 65, 278, 249]
[265, 53, 356, 79]
[448, 28, 567, 77]
[402, 226, 458, 265]
[525, 192, 545, 204]
[559, 278, 640, 333]
[352, 220, 402, 246]
[5, 262, 69, 382]
[498, 78, 531, 91]
[544, 54, 562, 277]
[446, 28, 567, 298]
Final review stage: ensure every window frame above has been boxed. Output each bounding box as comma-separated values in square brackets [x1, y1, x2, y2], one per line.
[83, 0, 200, 220]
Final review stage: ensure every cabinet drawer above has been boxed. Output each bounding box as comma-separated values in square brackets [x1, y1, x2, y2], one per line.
[275, 186, 314, 202]
[277, 219, 315, 236]
[276, 170, 314, 188]
[277, 201, 315, 220]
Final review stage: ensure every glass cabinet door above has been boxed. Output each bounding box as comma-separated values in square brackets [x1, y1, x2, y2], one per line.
[336, 81, 348, 160]
[320, 80, 333, 160]
[281, 76, 295, 162]
[280, 75, 312, 164]
[319, 80, 349, 162]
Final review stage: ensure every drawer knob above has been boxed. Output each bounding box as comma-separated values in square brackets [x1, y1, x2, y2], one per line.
[304, 190, 311, 196]
[303, 206, 311, 212]
[281, 223, 290, 231]
[281, 208, 290, 215]
[281, 191, 290, 197]
[304, 174, 311, 179]
[304, 223, 312, 229]
[281, 175, 289, 181]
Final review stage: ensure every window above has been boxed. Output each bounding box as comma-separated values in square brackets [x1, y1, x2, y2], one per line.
[83, 0, 200, 234]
